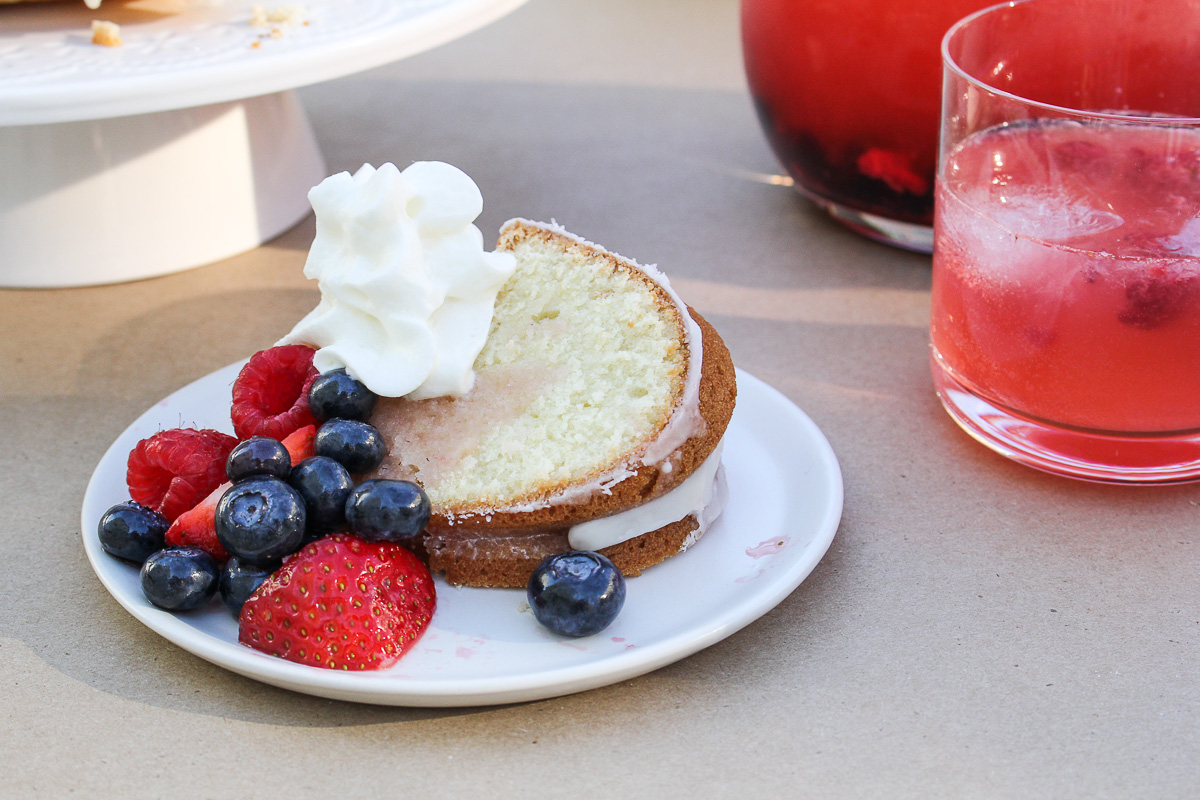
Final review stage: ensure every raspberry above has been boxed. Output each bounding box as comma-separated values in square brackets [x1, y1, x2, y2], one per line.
[239, 534, 436, 670]
[231, 345, 319, 440]
[127, 428, 238, 522]
[1127, 146, 1200, 195]
[1117, 263, 1198, 330]
[1053, 139, 1110, 170]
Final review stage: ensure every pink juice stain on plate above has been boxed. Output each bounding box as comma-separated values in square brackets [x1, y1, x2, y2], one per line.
[746, 536, 789, 558]
[735, 569, 766, 584]
[557, 640, 589, 651]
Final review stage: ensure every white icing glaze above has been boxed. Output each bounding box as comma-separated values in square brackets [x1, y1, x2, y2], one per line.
[681, 462, 727, 552]
[281, 162, 516, 399]
[567, 440, 725, 551]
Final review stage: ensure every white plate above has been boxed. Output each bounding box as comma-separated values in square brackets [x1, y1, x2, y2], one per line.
[0, 0, 529, 124]
[81, 365, 843, 706]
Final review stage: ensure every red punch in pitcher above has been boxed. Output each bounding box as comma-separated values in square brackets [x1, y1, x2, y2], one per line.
[741, 0, 988, 252]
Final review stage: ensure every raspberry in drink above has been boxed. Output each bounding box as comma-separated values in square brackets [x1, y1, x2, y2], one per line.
[932, 119, 1200, 436]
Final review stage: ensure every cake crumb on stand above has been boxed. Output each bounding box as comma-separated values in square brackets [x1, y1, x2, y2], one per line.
[250, 4, 309, 27]
[250, 4, 311, 46]
[91, 20, 122, 47]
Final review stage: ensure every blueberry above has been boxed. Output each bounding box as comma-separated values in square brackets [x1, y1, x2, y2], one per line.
[308, 368, 378, 422]
[288, 456, 354, 539]
[218, 556, 273, 616]
[344, 479, 431, 543]
[140, 547, 219, 611]
[226, 436, 292, 483]
[98, 501, 168, 563]
[527, 551, 626, 637]
[215, 477, 306, 566]
[314, 418, 386, 474]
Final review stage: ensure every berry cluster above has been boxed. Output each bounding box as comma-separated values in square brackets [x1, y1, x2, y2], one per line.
[100, 344, 631, 671]
[99, 346, 436, 670]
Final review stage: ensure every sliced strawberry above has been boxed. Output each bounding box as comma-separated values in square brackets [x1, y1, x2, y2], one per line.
[165, 482, 231, 563]
[127, 428, 238, 522]
[231, 345, 319, 441]
[281, 424, 316, 465]
[163, 426, 318, 564]
[158, 425, 318, 567]
[239, 534, 436, 671]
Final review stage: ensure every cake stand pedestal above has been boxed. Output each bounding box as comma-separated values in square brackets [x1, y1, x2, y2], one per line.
[0, 92, 324, 287]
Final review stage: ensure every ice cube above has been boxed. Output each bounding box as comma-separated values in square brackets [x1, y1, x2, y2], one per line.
[986, 188, 1124, 243]
[1161, 216, 1200, 257]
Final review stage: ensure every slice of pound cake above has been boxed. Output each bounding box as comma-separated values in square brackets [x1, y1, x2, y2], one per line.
[368, 219, 736, 587]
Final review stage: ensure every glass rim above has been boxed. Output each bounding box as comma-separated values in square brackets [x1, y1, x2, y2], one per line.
[941, 0, 1200, 125]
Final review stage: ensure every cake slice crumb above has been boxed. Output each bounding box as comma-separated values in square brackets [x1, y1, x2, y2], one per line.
[91, 20, 122, 48]
[251, 4, 308, 26]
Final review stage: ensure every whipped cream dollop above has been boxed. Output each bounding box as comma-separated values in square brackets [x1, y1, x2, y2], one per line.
[279, 162, 516, 399]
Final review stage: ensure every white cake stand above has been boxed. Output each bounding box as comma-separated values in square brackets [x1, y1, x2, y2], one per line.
[0, 0, 527, 287]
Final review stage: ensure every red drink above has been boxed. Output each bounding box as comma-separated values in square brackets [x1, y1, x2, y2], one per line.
[932, 120, 1200, 442]
[741, 0, 989, 249]
[932, 0, 1200, 481]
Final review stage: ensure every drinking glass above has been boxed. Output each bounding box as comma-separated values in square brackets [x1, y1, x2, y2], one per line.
[930, 0, 1200, 482]
[741, 0, 992, 252]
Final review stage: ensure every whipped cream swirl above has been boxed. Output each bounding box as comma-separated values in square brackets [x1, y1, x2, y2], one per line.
[280, 162, 516, 399]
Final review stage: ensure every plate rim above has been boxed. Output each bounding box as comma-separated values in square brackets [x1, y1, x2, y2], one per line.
[81, 364, 843, 706]
[0, 0, 531, 125]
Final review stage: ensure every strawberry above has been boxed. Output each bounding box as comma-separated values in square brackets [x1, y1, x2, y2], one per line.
[231, 345, 319, 441]
[239, 534, 436, 670]
[163, 425, 318, 563]
[165, 483, 231, 563]
[856, 147, 928, 195]
[127, 428, 238, 522]
[281, 424, 316, 464]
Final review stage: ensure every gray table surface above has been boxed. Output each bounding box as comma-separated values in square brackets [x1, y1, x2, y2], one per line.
[2, 1, 1196, 797]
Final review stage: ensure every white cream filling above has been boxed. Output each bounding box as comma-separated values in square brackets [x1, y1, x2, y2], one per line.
[683, 461, 728, 552]
[567, 440, 726, 552]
